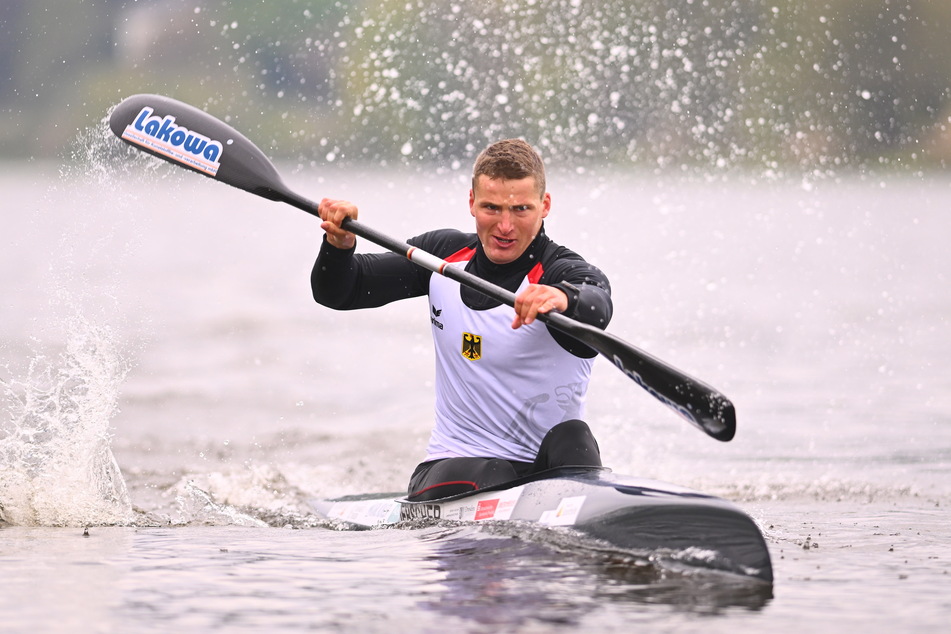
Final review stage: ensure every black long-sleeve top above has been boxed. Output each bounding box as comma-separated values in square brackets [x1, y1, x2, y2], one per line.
[311, 225, 612, 358]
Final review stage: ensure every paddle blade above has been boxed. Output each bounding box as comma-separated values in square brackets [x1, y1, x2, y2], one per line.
[601, 330, 736, 441]
[543, 313, 736, 441]
[108, 94, 290, 203]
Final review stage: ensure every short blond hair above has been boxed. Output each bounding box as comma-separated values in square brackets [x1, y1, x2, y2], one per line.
[472, 139, 546, 197]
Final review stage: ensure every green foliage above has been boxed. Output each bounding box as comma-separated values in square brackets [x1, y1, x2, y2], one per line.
[2, 0, 949, 173]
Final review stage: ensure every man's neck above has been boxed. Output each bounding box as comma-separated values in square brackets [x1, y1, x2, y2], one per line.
[464, 225, 548, 309]
[473, 223, 547, 273]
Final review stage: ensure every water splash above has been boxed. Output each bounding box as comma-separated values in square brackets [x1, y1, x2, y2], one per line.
[63, 110, 175, 185]
[142, 0, 948, 177]
[0, 316, 132, 526]
[168, 479, 269, 528]
[156, 464, 327, 528]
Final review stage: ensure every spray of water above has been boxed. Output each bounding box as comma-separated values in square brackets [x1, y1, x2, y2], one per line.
[127, 0, 947, 177]
[0, 316, 132, 526]
[0, 114, 150, 527]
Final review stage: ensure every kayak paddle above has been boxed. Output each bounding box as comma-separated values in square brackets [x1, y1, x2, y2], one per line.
[107, 93, 736, 441]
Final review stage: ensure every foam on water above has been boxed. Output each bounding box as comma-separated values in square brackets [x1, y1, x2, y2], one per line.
[156, 465, 331, 528]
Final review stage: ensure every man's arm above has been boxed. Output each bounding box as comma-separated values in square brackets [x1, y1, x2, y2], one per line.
[312, 227, 477, 310]
[311, 237, 426, 309]
[538, 254, 613, 358]
[312, 197, 436, 310]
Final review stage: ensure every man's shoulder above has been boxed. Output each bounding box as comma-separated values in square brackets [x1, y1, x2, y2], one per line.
[537, 235, 611, 289]
[537, 235, 595, 269]
[409, 228, 478, 257]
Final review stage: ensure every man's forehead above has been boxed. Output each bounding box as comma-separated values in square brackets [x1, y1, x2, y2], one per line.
[473, 175, 542, 198]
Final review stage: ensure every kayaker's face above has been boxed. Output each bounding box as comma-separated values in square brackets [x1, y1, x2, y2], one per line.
[470, 175, 550, 265]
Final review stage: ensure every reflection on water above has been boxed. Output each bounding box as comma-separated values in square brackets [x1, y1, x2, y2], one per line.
[0, 524, 771, 633]
[416, 525, 771, 628]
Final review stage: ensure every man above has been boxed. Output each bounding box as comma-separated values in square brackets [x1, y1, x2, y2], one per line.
[312, 139, 613, 500]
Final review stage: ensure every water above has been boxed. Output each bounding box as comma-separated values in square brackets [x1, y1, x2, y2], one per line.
[1, 154, 950, 632]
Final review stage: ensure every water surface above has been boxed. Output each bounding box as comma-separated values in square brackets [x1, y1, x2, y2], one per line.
[2, 163, 949, 632]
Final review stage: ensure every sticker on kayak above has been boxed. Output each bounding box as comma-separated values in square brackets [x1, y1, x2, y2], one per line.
[121, 106, 224, 176]
[326, 499, 402, 525]
[474, 487, 521, 521]
[539, 495, 587, 526]
[438, 486, 522, 522]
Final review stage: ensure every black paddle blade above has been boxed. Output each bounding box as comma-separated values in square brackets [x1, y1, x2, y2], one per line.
[543, 313, 736, 441]
[606, 335, 737, 441]
[108, 94, 292, 204]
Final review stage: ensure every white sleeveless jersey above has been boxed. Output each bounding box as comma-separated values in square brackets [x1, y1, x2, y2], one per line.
[424, 254, 595, 462]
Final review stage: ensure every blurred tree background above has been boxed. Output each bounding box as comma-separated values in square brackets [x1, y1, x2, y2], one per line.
[2, 0, 949, 175]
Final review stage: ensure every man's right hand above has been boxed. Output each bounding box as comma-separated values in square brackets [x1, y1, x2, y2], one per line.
[318, 198, 358, 249]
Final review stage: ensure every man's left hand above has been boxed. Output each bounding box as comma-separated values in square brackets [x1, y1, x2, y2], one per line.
[512, 284, 568, 329]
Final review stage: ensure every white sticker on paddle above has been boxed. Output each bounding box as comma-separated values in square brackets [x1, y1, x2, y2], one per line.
[122, 106, 224, 176]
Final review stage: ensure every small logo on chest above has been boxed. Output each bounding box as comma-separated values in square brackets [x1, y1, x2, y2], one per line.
[462, 332, 482, 361]
[430, 305, 444, 330]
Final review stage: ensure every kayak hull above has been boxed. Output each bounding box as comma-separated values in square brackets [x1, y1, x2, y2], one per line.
[309, 467, 772, 583]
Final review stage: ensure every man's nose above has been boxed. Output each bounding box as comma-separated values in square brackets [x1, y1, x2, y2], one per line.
[497, 210, 514, 232]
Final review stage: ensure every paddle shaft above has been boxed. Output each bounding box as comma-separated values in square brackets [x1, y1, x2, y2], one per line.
[276, 186, 735, 442]
[107, 93, 736, 441]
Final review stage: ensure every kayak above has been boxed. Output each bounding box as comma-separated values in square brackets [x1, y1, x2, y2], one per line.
[309, 466, 773, 583]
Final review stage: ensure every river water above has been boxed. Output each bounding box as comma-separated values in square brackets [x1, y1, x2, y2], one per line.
[1, 151, 949, 632]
